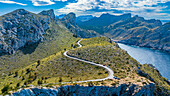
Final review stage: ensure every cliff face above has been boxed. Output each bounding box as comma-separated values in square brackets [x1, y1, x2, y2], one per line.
[12, 84, 155, 96]
[104, 16, 170, 52]
[0, 9, 55, 54]
[59, 13, 99, 38]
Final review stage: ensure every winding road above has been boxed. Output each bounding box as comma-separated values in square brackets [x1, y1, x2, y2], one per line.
[60, 38, 114, 84]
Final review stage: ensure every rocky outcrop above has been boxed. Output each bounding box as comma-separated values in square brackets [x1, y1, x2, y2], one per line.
[12, 83, 155, 96]
[59, 13, 99, 38]
[0, 9, 55, 54]
[39, 9, 56, 20]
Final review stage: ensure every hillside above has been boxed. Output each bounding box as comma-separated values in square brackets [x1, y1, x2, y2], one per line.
[0, 9, 55, 54]
[0, 9, 98, 55]
[67, 37, 170, 95]
[104, 16, 170, 52]
[77, 13, 169, 52]
[1, 36, 169, 95]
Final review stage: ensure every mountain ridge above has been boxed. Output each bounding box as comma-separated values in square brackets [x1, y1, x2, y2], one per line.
[104, 16, 169, 52]
[77, 13, 131, 34]
[77, 13, 169, 52]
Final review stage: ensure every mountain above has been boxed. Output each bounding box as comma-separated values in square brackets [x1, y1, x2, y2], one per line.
[39, 9, 56, 20]
[77, 13, 169, 52]
[76, 15, 94, 22]
[161, 20, 170, 24]
[59, 13, 99, 38]
[77, 13, 131, 34]
[56, 14, 66, 19]
[0, 9, 55, 54]
[0, 9, 98, 55]
[104, 15, 170, 52]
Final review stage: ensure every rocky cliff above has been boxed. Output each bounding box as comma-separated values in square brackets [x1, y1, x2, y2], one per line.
[59, 13, 99, 38]
[104, 16, 170, 52]
[0, 9, 55, 54]
[12, 83, 155, 96]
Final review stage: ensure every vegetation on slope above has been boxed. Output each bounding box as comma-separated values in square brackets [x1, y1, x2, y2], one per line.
[0, 23, 107, 94]
[0, 51, 107, 94]
[68, 37, 170, 95]
[0, 21, 75, 74]
[68, 37, 141, 79]
[141, 64, 170, 95]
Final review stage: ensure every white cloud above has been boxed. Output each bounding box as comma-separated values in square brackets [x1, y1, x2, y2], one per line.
[0, 0, 27, 5]
[56, 0, 170, 19]
[31, 0, 55, 6]
[54, 0, 67, 2]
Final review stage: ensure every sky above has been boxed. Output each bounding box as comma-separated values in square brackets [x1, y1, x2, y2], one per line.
[0, 0, 169, 21]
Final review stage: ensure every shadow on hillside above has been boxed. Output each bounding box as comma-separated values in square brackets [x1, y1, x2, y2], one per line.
[0, 41, 41, 57]
[19, 41, 40, 54]
[0, 52, 8, 57]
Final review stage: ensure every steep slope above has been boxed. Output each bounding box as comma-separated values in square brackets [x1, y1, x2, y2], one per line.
[59, 13, 99, 38]
[78, 13, 131, 34]
[0, 14, 79, 87]
[104, 16, 170, 52]
[0, 9, 55, 54]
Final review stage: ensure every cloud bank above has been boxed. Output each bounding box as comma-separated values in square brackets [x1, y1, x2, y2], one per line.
[31, 0, 55, 6]
[0, 0, 27, 5]
[56, 0, 170, 20]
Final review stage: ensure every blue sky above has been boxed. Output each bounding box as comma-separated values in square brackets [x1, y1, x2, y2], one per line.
[0, 0, 169, 21]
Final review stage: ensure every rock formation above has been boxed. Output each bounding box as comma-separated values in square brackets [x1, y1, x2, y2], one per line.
[0, 9, 55, 54]
[59, 13, 99, 38]
[12, 83, 155, 96]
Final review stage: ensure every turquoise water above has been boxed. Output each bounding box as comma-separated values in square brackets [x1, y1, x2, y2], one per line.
[118, 43, 170, 80]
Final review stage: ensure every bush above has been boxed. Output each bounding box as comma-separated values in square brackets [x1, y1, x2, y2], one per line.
[88, 82, 94, 87]
[59, 77, 62, 82]
[37, 80, 42, 85]
[1, 85, 10, 94]
[16, 83, 20, 87]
